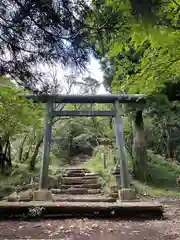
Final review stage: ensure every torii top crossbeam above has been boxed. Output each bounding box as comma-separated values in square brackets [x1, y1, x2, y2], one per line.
[24, 94, 145, 104]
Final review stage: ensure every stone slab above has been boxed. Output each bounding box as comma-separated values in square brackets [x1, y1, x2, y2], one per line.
[7, 192, 19, 202]
[88, 189, 102, 194]
[33, 190, 53, 201]
[19, 190, 33, 202]
[63, 177, 98, 185]
[118, 189, 136, 201]
[61, 188, 88, 195]
[61, 183, 102, 189]
[63, 177, 84, 185]
[53, 194, 116, 202]
[63, 172, 85, 177]
[64, 168, 90, 173]
[0, 200, 164, 219]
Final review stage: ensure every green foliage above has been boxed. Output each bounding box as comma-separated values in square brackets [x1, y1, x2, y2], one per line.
[0, 77, 45, 173]
[0, 0, 92, 87]
[83, 145, 117, 195]
[0, 79, 43, 140]
[90, 1, 180, 98]
[133, 181, 180, 197]
[147, 150, 180, 188]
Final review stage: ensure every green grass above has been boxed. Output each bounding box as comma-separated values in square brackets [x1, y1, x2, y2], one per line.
[133, 180, 180, 197]
[147, 150, 180, 189]
[1, 146, 180, 199]
[82, 146, 117, 195]
[0, 163, 63, 199]
[82, 147, 180, 197]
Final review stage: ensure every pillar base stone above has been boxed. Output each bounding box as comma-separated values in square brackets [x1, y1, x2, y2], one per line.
[33, 190, 53, 201]
[118, 188, 137, 201]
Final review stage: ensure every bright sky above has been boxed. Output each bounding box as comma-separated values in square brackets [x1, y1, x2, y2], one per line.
[81, 57, 107, 94]
[37, 55, 108, 94]
[86, 58, 103, 81]
[48, 56, 107, 94]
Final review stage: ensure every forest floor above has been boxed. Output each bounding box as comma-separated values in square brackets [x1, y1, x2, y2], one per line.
[0, 197, 180, 240]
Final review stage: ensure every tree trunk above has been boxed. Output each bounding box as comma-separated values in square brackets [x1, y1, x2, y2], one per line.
[7, 139, 12, 167]
[29, 137, 43, 171]
[23, 143, 33, 162]
[0, 144, 5, 174]
[68, 135, 73, 161]
[132, 110, 150, 182]
[165, 126, 175, 160]
[4, 139, 12, 167]
[19, 133, 28, 162]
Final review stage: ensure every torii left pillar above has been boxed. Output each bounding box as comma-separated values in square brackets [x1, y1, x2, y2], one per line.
[33, 100, 53, 201]
[114, 100, 136, 201]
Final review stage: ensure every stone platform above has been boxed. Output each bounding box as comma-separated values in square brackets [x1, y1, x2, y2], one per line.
[0, 200, 164, 219]
[3, 167, 164, 219]
[53, 194, 116, 202]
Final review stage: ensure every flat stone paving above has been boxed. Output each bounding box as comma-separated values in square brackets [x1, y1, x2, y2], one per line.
[0, 200, 163, 215]
[0, 200, 163, 208]
[53, 194, 116, 202]
[0, 200, 164, 220]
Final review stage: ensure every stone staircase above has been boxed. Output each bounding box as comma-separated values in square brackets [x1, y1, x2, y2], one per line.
[5, 167, 116, 203]
[52, 168, 116, 203]
[3, 167, 164, 219]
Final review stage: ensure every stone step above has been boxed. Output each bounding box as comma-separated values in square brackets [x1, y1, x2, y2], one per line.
[0, 200, 164, 219]
[51, 188, 102, 195]
[83, 178, 98, 185]
[53, 194, 116, 202]
[51, 189, 62, 194]
[85, 172, 100, 176]
[53, 188, 102, 195]
[84, 173, 100, 178]
[63, 172, 100, 178]
[61, 183, 102, 190]
[82, 175, 99, 180]
[63, 177, 84, 185]
[88, 189, 102, 194]
[63, 177, 99, 185]
[61, 188, 88, 195]
[64, 168, 90, 174]
[63, 172, 85, 177]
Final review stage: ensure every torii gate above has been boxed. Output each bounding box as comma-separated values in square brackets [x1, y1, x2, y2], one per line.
[25, 94, 145, 200]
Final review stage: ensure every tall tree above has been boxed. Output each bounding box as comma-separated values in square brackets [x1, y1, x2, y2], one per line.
[88, 0, 180, 181]
[0, 0, 91, 90]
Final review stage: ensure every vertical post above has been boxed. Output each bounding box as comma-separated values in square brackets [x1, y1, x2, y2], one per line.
[114, 100, 130, 189]
[100, 152, 106, 168]
[39, 101, 53, 189]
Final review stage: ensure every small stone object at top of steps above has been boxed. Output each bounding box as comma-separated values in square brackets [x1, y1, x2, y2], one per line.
[47, 176, 58, 189]
[33, 190, 53, 201]
[19, 190, 33, 202]
[7, 190, 34, 202]
[7, 192, 19, 202]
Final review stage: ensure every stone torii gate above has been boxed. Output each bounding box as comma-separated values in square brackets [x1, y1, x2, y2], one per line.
[25, 94, 145, 201]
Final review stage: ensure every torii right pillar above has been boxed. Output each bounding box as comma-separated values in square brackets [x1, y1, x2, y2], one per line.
[114, 100, 136, 201]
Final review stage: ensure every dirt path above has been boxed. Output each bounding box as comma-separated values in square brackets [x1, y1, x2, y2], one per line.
[0, 201, 180, 240]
